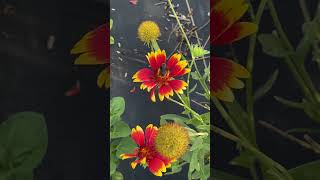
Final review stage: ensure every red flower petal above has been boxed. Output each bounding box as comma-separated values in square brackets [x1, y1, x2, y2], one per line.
[145, 124, 158, 146]
[140, 81, 157, 91]
[129, 0, 138, 5]
[131, 126, 145, 147]
[168, 60, 188, 77]
[155, 49, 166, 67]
[65, 80, 80, 96]
[71, 24, 109, 64]
[148, 158, 167, 176]
[133, 68, 154, 82]
[167, 53, 181, 70]
[158, 85, 174, 101]
[150, 87, 156, 102]
[213, 22, 258, 45]
[146, 51, 159, 71]
[168, 80, 188, 94]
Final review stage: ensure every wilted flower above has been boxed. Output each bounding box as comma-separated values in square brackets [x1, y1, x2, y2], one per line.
[132, 49, 190, 102]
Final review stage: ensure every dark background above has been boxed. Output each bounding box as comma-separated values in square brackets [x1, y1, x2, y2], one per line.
[214, 0, 320, 179]
[110, 0, 209, 179]
[1, 0, 108, 179]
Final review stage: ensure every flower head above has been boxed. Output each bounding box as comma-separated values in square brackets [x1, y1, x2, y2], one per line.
[132, 49, 190, 102]
[137, 21, 161, 44]
[211, 0, 258, 45]
[120, 124, 173, 177]
[155, 123, 189, 159]
[71, 23, 109, 64]
[71, 23, 110, 89]
[211, 0, 256, 101]
[211, 57, 249, 102]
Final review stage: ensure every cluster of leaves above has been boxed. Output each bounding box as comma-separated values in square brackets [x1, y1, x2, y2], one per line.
[258, 13, 320, 124]
[159, 109, 210, 180]
[0, 112, 48, 180]
[110, 97, 136, 180]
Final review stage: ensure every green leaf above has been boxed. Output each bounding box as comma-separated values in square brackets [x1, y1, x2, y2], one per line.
[112, 171, 124, 180]
[230, 151, 255, 169]
[110, 97, 125, 117]
[274, 96, 303, 109]
[116, 137, 137, 158]
[254, 69, 279, 101]
[166, 161, 183, 175]
[188, 149, 200, 179]
[0, 112, 48, 175]
[110, 121, 131, 139]
[110, 151, 117, 176]
[258, 33, 289, 58]
[190, 137, 203, 151]
[191, 72, 201, 80]
[190, 44, 210, 58]
[182, 151, 192, 163]
[212, 169, 246, 180]
[289, 160, 320, 180]
[160, 114, 188, 126]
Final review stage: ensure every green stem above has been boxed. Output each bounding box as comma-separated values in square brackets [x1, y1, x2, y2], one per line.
[211, 125, 293, 180]
[167, 0, 210, 99]
[151, 39, 160, 51]
[298, 0, 311, 21]
[268, 0, 320, 103]
[246, 0, 268, 145]
[168, 96, 202, 122]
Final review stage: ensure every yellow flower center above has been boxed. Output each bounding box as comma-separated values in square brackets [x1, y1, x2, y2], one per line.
[155, 123, 189, 159]
[137, 21, 161, 44]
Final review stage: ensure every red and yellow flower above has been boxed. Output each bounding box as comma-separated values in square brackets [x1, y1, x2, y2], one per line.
[132, 49, 190, 102]
[120, 124, 173, 176]
[71, 23, 110, 88]
[211, 0, 256, 101]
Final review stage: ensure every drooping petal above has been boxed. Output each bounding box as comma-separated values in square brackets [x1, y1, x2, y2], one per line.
[120, 148, 138, 160]
[140, 81, 157, 92]
[168, 80, 188, 94]
[158, 85, 174, 101]
[213, 22, 258, 45]
[131, 126, 145, 147]
[145, 124, 158, 146]
[97, 67, 110, 89]
[131, 156, 146, 169]
[148, 158, 167, 177]
[150, 87, 156, 102]
[211, 57, 249, 102]
[133, 68, 154, 82]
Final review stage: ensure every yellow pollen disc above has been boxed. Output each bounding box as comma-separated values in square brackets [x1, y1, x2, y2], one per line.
[155, 123, 189, 159]
[137, 20, 161, 44]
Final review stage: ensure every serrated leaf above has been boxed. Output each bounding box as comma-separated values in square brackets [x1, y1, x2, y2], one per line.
[110, 97, 125, 117]
[116, 137, 137, 158]
[258, 33, 289, 58]
[111, 121, 131, 139]
[190, 44, 210, 58]
[190, 137, 203, 151]
[254, 69, 279, 101]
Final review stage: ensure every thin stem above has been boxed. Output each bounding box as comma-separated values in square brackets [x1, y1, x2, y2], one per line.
[168, 96, 202, 121]
[185, 0, 208, 69]
[298, 0, 311, 21]
[167, 0, 210, 98]
[268, 0, 320, 103]
[211, 125, 293, 180]
[246, 0, 269, 145]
